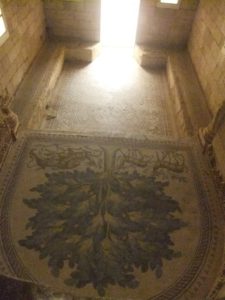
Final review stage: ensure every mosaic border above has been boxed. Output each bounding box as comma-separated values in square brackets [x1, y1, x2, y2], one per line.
[0, 131, 220, 299]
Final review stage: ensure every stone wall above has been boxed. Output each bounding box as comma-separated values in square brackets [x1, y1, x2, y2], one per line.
[188, 0, 225, 179]
[136, 0, 199, 48]
[44, 0, 198, 48]
[0, 0, 46, 97]
[188, 0, 225, 114]
[44, 0, 101, 42]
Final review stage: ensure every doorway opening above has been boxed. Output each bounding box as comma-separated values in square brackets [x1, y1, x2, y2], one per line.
[100, 0, 140, 48]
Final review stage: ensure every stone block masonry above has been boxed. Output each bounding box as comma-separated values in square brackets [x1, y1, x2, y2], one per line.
[136, 0, 199, 49]
[0, 0, 46, 97]
[44, 0, 101, 42]
[188, 0, 225, 114]
[188, 0, 225, 179]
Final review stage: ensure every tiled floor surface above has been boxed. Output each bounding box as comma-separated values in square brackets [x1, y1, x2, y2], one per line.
[1, 48, 224, 300]
[41, 48, 176, 138]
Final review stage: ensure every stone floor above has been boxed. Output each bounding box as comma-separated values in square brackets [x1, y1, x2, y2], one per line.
[0, 47, 224, 300]
[0, 275, 32, 300]
[41, 48, 177, 138]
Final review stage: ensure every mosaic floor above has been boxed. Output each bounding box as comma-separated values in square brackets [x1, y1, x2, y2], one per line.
[41, 48, 176, 138]
[1, 132, 224, 300]
[0, 132, 224, 300]
[0, 49, 224, 299]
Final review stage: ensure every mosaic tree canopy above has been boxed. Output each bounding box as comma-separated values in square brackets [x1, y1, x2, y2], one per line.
[20, 147, 186, 296]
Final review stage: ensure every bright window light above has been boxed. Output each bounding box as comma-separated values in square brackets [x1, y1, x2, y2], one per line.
[0, 8, 6, 37]
[160, 0, 179, 4]
[101, 0, 140, 48]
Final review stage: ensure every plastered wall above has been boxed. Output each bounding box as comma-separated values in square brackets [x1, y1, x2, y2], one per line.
[0, 0, 46, 97]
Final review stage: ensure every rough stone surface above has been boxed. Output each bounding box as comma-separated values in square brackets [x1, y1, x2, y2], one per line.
[136, 0, 199, 48]
[188, 0, 225, 113]
[167, 50, 210, 137]
[44, 0, 198, 50]
[44, 0, 101, 42]
[134, 44, 168, 68]
[188, 0, 225, 178]
[0, 0, 46, 96]
[12, 44, 65, 130]
[64, 41, 101, 62]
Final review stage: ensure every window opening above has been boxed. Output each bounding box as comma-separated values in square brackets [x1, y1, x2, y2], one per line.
[158, 0, 180, 8]
[100, 0, 140, 48]
[160, 0, 179, 4]
[0, 8, 6, 37]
